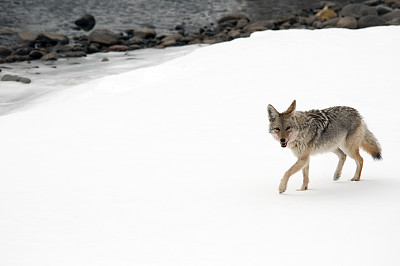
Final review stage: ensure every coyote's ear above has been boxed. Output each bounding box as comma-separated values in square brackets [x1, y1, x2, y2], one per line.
[284, 100, 296, 115]
[267, 104, 279, 121]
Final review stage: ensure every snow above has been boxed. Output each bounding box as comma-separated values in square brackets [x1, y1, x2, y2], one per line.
[1, 26, 400, 266]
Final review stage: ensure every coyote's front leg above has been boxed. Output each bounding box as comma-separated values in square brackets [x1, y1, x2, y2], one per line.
[279, 154, 310, 194]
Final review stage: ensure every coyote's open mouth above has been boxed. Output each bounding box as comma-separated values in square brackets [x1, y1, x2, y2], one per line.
[280, 140, 288, 148]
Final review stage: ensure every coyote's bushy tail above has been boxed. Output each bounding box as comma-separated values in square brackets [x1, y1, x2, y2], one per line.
[361, 124, 382, 160]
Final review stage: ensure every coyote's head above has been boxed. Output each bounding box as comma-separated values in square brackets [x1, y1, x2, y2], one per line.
[267, 100, 299, 148]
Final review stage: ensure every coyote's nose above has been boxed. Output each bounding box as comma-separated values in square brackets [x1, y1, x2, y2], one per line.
[280, 138, 286, 143]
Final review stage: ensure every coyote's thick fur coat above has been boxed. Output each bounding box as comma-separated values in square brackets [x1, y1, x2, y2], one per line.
[267, 100, 382, 193]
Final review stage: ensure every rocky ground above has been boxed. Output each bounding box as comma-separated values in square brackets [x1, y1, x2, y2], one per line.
[0, 0, 400, 72]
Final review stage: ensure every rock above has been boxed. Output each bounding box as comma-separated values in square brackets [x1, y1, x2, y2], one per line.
[41, 52, 58, 61]
[315, 6, 338, 21]
[228, 29, 241, 39]
[339, 4, 378, 18]
[320, 17, 341, 28]
[134, 28, 156, 39]
[236, 18, 249, 29]
[382, 9, 400, 20]
[108, 45, 129, 51]
[161, 33, 183, 45]
[37, 33, 69, 47]
[384, 0, 400, 8]
[1, 74, 31, 84]
[87, 43, 100, 53]
[358, 15, 385, 27]
[385, 17, 400, 24]
[29, 50, 44, 59]
[336, 16, 358, 29]
[0, 46, 12, 57]
[88, 29, 119, 46]
[101, 57, 109, 62]
[298, 16, 317, 26]
[74, 14, 96, 31]
[243, 20, 274, 33]
[217, 13, 250, 24]
[17, 31, 37, 46]
[14, 47, 32, 56]
[376, 4, 394, 14]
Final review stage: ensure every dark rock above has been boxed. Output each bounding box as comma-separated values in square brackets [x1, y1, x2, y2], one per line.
[358, 15, 385, 27]
[88, 43, 100, 53]
[339, 4, 378, 18]
[382, 9, 400, 20]
[41, 52, 58, 61]
[88, 29, 119, 45]
[17, 31, 37, 46]
[336, 16, 358, 29]
[134, 28, 157, 39]
[108, 45, 129, 51]
[128, 44, 142, 50]
[217, 13, 250, 24]
[74, 14, 96, 31]
[280, 22, 292, 29]
[13, 47, 32, 56]
[1, 74, 31, 84]
[101, 57, 109, 62]
[376, 4, 394, 14]
[29, 50, 44, 59]
[0, 46, 12, 57]
[37, 33, 69, 47]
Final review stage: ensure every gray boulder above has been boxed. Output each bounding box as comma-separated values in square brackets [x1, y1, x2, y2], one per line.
[358, 15, 385, 28]
[339, 4, 378, 18]
[17, 31, 37, 46]
[376, 4, 394, 15]
[37, 33, 69, 47]
[88, 29, 119, 46]
[1, 74, 31, 84]
[134, 28, 156, 39]
[336, 16, 358, 29]
[382, 9, 400, 20]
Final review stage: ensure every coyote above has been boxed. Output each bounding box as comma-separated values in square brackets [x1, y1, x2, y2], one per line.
[267, 100, 382, 193]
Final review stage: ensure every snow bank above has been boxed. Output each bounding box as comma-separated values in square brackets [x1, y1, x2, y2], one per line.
[1, 26, 399, 266]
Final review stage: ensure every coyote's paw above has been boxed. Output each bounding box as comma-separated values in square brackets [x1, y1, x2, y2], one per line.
[333, 171, 341, 181]
[297, 185, 308, 191]
[351, 177, 360, 181]
[278, 181, 287, 194]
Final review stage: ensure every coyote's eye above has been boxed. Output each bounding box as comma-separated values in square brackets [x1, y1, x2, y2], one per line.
[274, 127, 280, 132]
[286, 126, 291, 131]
